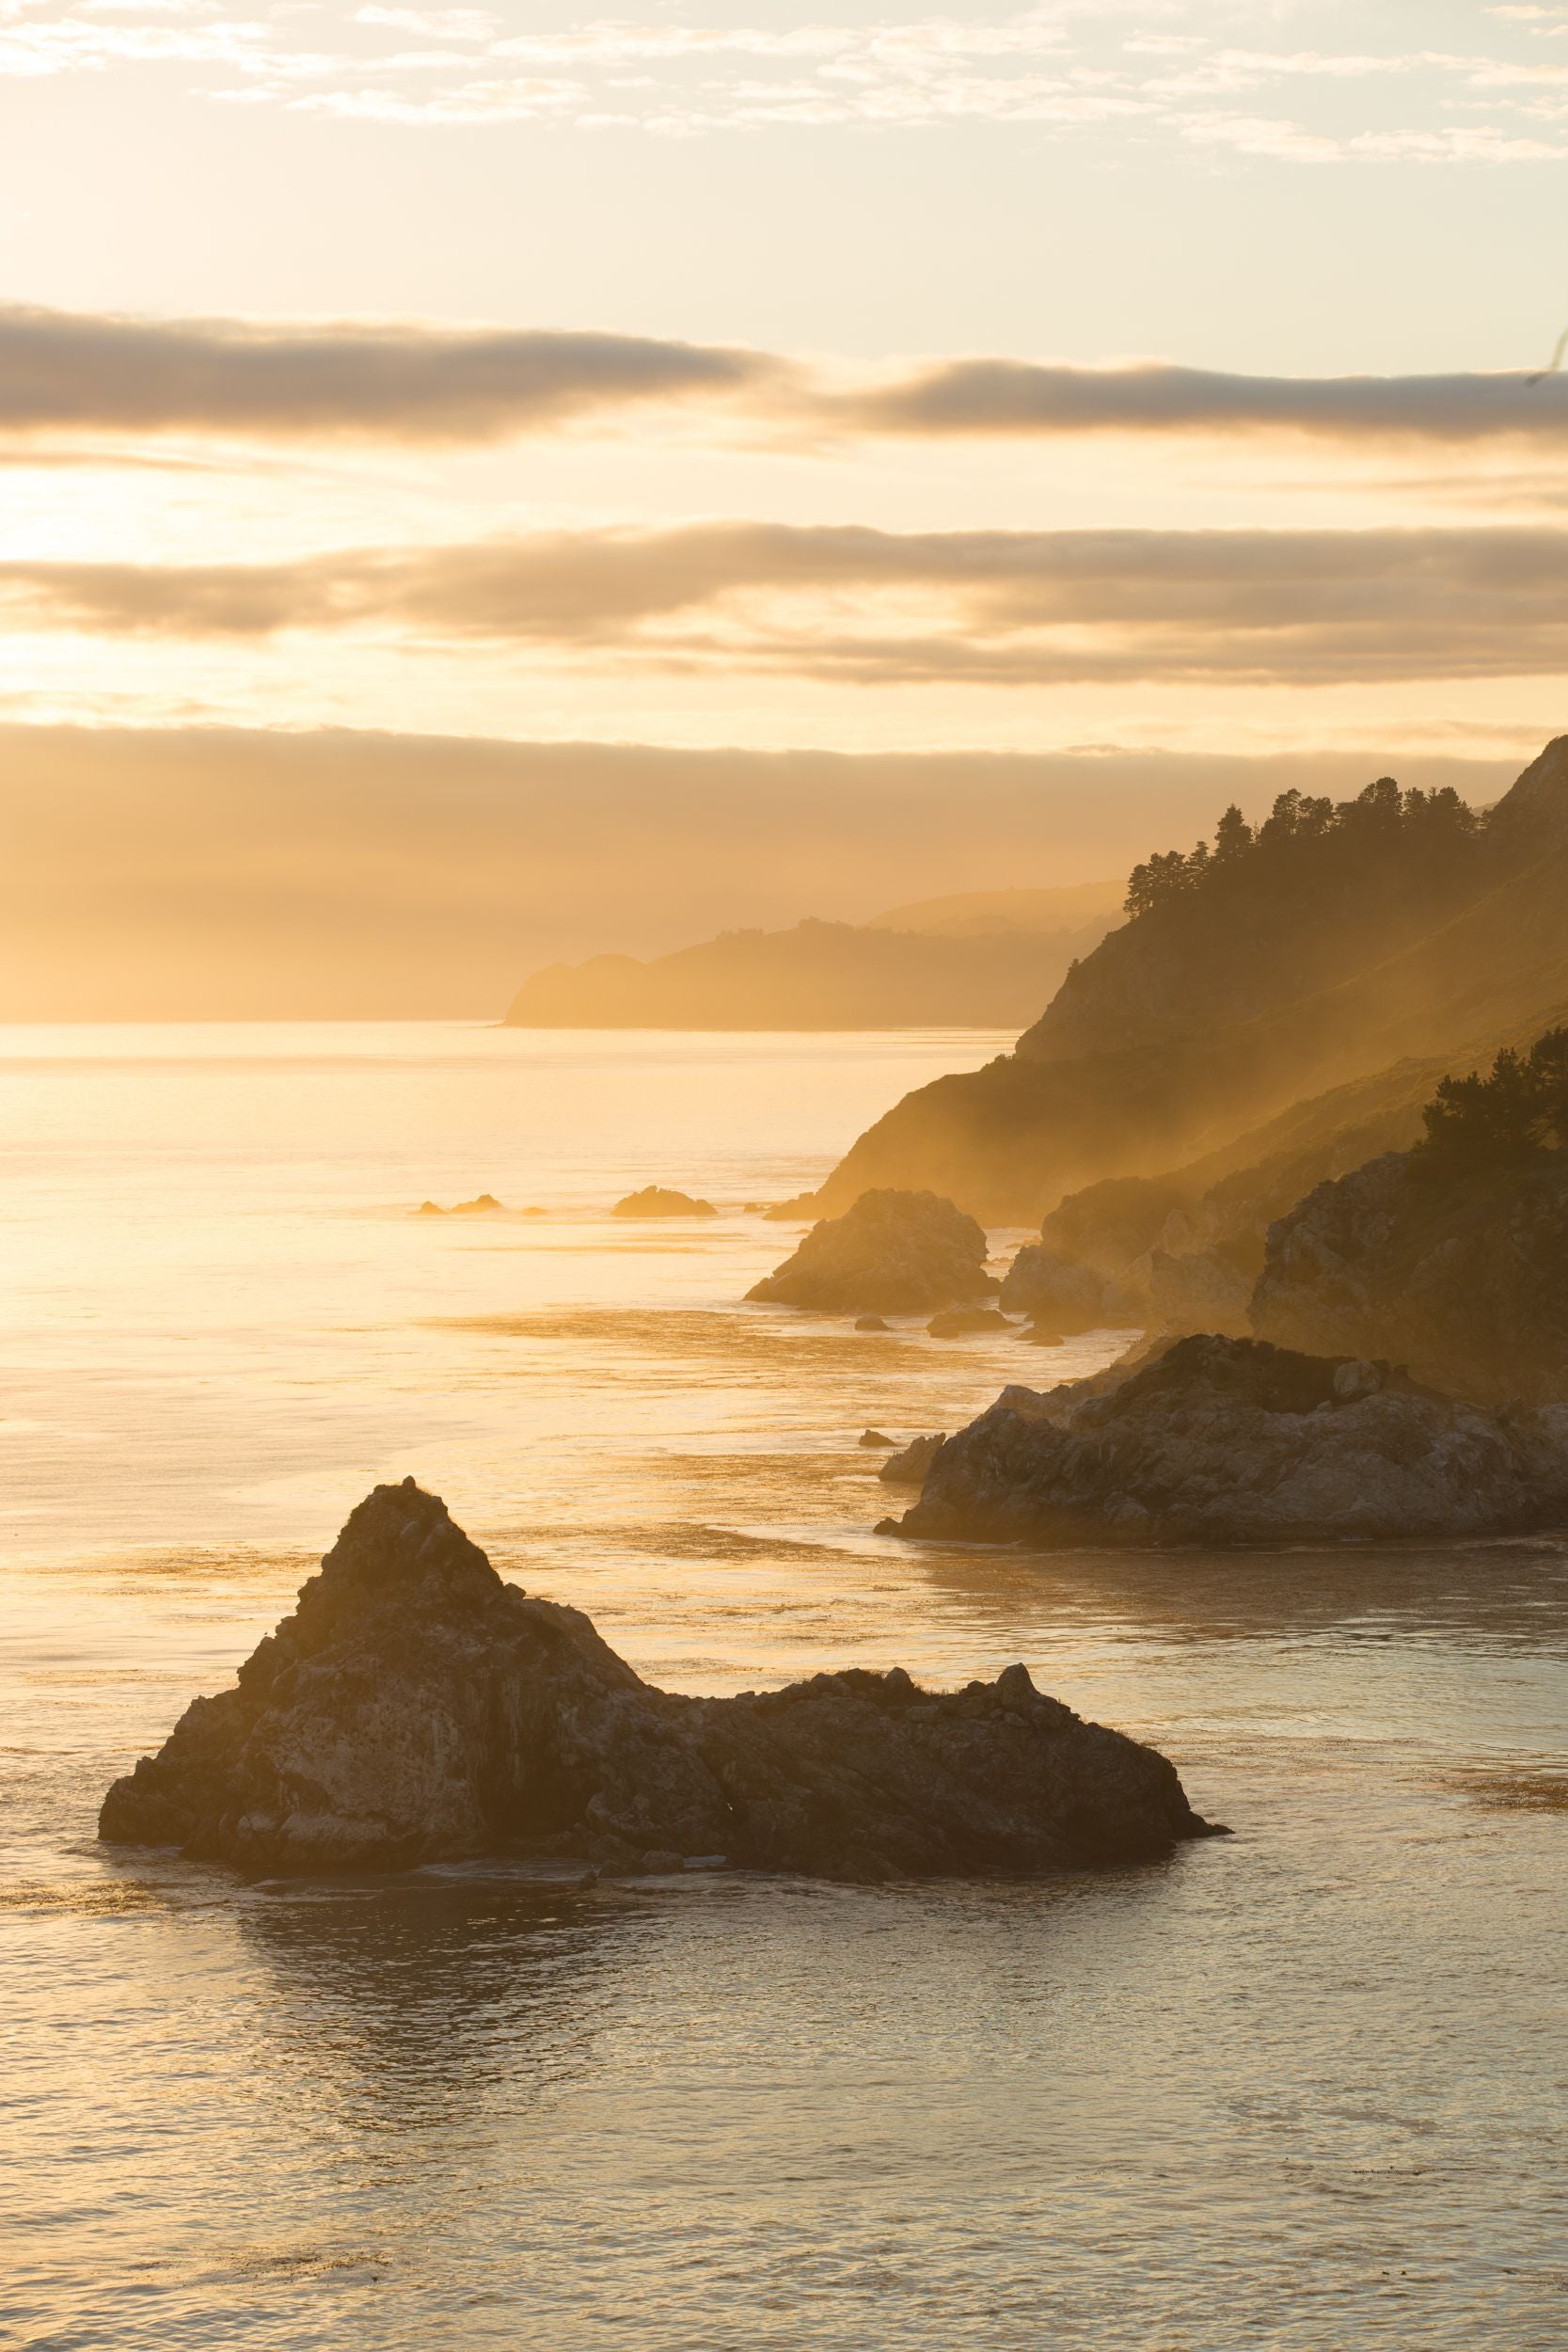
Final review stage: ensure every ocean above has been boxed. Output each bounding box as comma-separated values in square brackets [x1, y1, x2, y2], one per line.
[4, 1023, 1565, 2349]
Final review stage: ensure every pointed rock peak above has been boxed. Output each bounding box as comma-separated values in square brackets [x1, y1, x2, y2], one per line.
[994, 1661, 1037, 1708]
[316, 1478, 503, 1604]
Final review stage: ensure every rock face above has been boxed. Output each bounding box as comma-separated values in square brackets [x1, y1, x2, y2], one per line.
[999, 1245, 1142, 1333]
[1251, 1151, 1568, 1406]
[747, 1188, 997, 1315]
[884, 1335, 1568, 1549]
[99, 1481, 1216, 1879]
[879, 1433, 945, 1485]
[611, 1186, 717, 1218]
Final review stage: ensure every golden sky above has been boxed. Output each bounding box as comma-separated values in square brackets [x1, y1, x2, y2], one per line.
[3, 1, 1567, 1005]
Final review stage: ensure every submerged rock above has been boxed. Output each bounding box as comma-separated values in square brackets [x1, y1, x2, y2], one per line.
[884, 1334, 1568, 1549]
[879, 1433, 946, 1486]
[611, 1186, 718, 1219]
[99, 1480, 1217, 1879]
[748, 1188, 997, 1315]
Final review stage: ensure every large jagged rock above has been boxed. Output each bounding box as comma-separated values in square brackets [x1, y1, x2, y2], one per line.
[883, 1335, 1568, 1549]
[100, 1481, 1217, 1879]
[1251, 1150, 1568, 1406]
[746, 1188, 998, 1315]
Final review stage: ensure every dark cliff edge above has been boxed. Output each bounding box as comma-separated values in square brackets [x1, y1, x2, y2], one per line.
[100, 1480, 1218, 1881]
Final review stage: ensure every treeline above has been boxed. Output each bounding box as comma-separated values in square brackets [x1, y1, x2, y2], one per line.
[1124, 778, 1482, 922]
[1419, 1029, 1568, 1167]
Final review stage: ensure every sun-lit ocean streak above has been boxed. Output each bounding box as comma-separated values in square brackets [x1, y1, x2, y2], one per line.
[2, 1023, 1565, 2350]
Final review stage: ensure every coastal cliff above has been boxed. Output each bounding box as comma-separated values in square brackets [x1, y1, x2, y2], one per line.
[812, 739, 1568, 1225]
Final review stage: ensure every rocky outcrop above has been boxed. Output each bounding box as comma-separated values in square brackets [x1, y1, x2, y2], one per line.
[999, 1245, 1142, 1332]
[418, 1193, 503, 1216]
[99, 1481, 1217, 1879]
[746, 1189, 998, 1315]
[882, 1335, 1568, 1549]
[1251, 1151, 1568, 1405]
[611, 1186, 717, 1218]
[879, 1433, 945, 1485]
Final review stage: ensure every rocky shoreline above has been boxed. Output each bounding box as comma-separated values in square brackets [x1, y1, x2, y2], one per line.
[879, 1335, 1568, 1549]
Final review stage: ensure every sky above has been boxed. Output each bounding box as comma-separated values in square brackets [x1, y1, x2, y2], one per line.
[2, 0, 1567, 1006]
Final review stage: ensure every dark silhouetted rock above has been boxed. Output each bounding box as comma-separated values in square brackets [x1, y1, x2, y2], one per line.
[884, 1334, 1568, 1549]
[747, 1188, 997, 1315]
[99, 1481, 1217, 1879]
[418, 1193, 503, 1216]
[879, 1433, 946, 1486]
[859, 1428, 895, 1447]
[855, 1313, 891, 1332]
[1016, 1324, 1064, 1346]
[1252, 1150, 1568, 1405]
[611, 1186, 718, 1219]
[927, 1307, 1014, 1337]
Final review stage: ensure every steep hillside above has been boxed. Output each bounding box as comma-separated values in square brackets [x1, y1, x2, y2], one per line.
[505, 897, 1117, 1030]
[815, 739, 1568, 1223]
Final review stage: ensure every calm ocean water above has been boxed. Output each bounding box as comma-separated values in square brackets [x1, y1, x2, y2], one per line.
[3, 1023, 1566, 2350]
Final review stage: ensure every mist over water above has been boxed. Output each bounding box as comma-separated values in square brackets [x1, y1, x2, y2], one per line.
[4, 1025, 1566, 2349]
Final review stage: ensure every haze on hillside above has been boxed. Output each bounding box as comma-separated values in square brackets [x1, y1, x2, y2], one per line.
[503, 882, 1126, 1030]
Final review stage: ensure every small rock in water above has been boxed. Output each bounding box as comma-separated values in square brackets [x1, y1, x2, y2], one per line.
[762, 1192, 819, 1222]
[417, 1193, 503, 1216]
[611, 1186, 718, 1218]
[1016, 1324, 1065, 1346]
[927, 1308, 1014, 1338]
[859, 1428, 896, 1448]
[855, 1314, 891, 1332]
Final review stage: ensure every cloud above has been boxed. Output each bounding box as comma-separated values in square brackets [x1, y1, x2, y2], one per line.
[8, 519, 1568, 688]
[0, 304, 786, 441]
[8, 302, 1568, 452]
[845, 358, 1568, 441]
[10, 0, 1568, 158]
